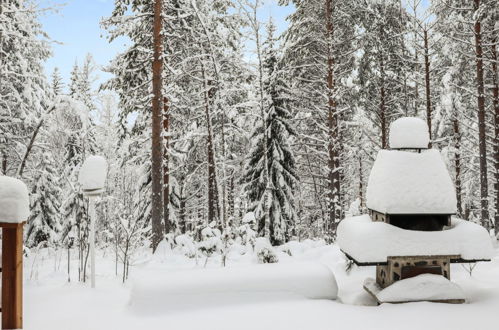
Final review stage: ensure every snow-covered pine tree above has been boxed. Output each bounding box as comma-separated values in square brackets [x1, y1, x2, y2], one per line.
[357, 0, 412, 149]
[433, 0, 498, 229]
[243, 21, 297, 246]
[26, 152, 61, 247]
[281, 0, 359, 238]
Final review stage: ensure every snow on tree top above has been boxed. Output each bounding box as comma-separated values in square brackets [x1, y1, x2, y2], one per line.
[78, 156, 108, 192]
[389, 117, 429, 149]
[366, 149, 457, 214]
[0, 176, 30, 223]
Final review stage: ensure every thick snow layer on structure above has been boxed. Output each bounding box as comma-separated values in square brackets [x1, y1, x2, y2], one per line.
[78, 156, 108, 191]
[366, 149, 457, 214]
[367, 274, 465, 303]
[337, 215, 493, 263]
[130, 262, 337, 313]
[389, 117, 429, 149]
[0, 176, 29, 223]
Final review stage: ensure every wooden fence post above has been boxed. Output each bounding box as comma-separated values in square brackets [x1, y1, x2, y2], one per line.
[1, 222, 24, 329]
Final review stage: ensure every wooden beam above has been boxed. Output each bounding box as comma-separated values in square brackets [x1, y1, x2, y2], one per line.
[2, 223, 23, 329]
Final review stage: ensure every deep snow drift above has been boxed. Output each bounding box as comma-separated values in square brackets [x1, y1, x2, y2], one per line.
[23, 239, 499, 330]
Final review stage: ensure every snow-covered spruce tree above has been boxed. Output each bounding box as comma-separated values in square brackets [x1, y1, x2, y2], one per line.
[26, 152, 61, 247]
[0, 0, 52, 176]
[51, 67, 65, 96]
[243, 21, 297, 246]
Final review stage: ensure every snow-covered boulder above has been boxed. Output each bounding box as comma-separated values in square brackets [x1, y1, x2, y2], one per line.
[389, 117, 430, 149]
[78, 156, 108, 193]
[130, 262, 338, 313]
[366, 149, 457, 214]
[337, 215, 493, 263]
[0, 176, 30, 223]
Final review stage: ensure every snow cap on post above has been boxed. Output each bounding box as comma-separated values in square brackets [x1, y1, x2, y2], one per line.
[389, 117, 430, 149]
[0, 176, 30, 223]
[78, 156, 108, 196]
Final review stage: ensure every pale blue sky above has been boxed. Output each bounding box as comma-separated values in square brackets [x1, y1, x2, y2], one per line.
[39, 0, 294, 90]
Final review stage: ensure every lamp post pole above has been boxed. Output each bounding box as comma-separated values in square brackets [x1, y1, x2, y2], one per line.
[89, 196, 97, 288]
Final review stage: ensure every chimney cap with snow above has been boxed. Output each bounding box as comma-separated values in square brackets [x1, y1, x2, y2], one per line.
[389, 117, 430, 150]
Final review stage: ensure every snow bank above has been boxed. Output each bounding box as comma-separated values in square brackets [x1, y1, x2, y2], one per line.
[366, 274, 465, 303]
[389, 117, 429, 149]
[366, 149, 457, 214]
[131, 262, 337, 313]
[78, 156, 108, 192]
[0, 176, 29, 223]
[337, 215, 493, 263]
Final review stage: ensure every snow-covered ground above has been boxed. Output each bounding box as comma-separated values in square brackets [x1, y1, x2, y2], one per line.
[25, 240, 499, 330]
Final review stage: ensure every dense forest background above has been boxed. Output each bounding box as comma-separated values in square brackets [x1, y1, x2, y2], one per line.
[1, 0, 498, 279]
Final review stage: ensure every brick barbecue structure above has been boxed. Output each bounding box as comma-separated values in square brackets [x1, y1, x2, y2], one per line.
[337, 117, 493, 304]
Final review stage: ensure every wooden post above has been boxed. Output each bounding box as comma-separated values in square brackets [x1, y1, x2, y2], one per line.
[1, 222, 24, 329]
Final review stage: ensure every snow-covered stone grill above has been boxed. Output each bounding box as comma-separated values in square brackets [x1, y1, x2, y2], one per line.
[338, 117, 493, 304]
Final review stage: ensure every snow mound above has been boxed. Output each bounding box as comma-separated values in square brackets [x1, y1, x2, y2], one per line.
[389, 117, 429, 149]
[366, 149, 457, 214]
[242, 211, 256, 223]
[337, 215, 493, 263]
[130, 262, 337, 313]
[368, 274, 465, 303]
[78, 156, 108, 192]
[0, 176, 30, 223]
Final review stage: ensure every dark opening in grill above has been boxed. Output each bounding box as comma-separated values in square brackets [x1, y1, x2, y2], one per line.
[390, 214, 449, 231]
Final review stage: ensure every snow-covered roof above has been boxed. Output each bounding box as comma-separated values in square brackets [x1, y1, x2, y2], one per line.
[78, 156, 108, 192]
[366, 149, 457, 214]
[337, 215, 493, 263]
[389, 117, 429, 149]
[0, 176, 30, 223]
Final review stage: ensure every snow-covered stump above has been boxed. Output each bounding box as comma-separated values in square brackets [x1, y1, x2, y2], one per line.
[78, 156, 108, 289]
[0, 176, 30, 329]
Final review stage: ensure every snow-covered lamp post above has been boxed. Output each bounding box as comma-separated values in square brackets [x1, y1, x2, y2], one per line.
[78, 156, 108, 288]
[0, 176, 30, 329]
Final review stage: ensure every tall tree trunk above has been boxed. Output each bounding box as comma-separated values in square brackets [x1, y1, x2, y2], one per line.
[325, 0, 341, 237]
[453, 114, 463, 216]
[228, 173, 234, 222]
[151, 0, 164, 251]
[473, 0, 490, 229]
[379, 51, 388, 149]
[163, 97, 170, 235]
[359, 156, 364, 210]
[423, 29, 432, 147]
[491, 40, 499, 235]
[202, 68, 219, 225]
[1, 152, 6, 175]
